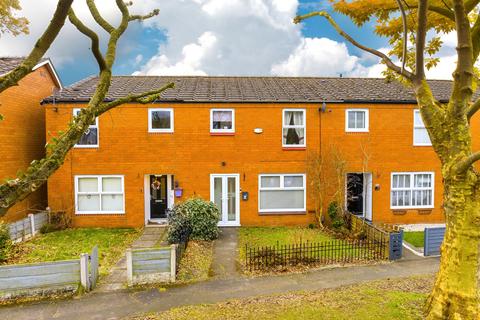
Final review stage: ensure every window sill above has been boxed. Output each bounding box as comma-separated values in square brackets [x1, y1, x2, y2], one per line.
[75, 212, 125, 215]
[259, 211, 307, 215]
[282, 147, 306, 151]
[148, 131, 174, 134]
[345, 130, 369, 133]
[74, 145, 99, 149]
[210, 132, 235, 136]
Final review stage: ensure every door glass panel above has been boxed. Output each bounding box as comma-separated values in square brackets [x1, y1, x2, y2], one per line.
[213, 177, 223, 215]
[227, 177, 236, 221]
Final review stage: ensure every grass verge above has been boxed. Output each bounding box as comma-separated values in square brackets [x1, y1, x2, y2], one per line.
[6, 228, 141, 276]
[404, 231, 425, 248]
[131, 276, 432, 320]
[176, 241, 214, 284]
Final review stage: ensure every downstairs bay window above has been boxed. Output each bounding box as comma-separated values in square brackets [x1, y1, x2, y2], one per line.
[391, 172, 434, 209]
[259, 174, 306, 213]
[75, 175, 125, 214]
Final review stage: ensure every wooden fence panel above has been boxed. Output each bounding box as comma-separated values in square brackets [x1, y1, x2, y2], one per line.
[424, 227, 445, 256]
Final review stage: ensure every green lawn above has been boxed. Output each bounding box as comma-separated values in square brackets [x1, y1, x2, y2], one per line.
[239, 227, 337, 260]
[176, 241, 214, 284]
[7, 228, 141, 276]
[132, 276, 432, 320]
[404, 231, 425, 248]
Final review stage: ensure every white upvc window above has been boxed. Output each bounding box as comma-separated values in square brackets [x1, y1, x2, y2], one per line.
[73, 108, 99, 148]
[413, 110, 432, 146]
[391, 172, 434, 209]
[75, 175, 125, 214]
[210, 109, 235, 133]
[345, 109, 369, 132]
[282, 109, 306, 147]
[258, 174, 306, 213]
[148, 108, 174, 133]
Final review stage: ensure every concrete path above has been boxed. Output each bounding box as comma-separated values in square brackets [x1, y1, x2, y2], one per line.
[96, 226, 166, 292]
[211, 228, 241, 279]
[0, 257, 439, 320]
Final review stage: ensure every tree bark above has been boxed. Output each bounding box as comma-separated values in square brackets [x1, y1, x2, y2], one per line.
[426, 174, 480, 319]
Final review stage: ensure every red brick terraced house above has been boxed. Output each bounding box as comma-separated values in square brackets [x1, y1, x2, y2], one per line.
[41, 76, 480, 228]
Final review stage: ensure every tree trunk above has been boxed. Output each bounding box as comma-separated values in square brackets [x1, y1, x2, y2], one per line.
[426, 173, 480, 319]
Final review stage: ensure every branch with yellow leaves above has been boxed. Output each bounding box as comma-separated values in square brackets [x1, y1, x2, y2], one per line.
[294, 11, 414, 80]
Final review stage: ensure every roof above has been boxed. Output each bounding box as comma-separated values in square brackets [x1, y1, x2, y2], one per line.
[0, 57, 63, 89]
[42, 75, 459, 104]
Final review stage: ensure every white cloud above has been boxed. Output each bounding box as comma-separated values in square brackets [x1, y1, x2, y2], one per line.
[271, 37, 367, 77]
[134, 31, 217, 76]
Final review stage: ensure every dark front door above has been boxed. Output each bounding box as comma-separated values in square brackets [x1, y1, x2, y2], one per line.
[347, 173, 364, 215]
[150, 175, 168, 219]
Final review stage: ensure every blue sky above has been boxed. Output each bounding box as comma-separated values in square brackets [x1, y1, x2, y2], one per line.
[0, 0, 453, 86]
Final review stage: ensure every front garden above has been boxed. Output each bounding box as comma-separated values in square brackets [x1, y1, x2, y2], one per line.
[403, 231, 425, 248]
[4, 228, 141, 276]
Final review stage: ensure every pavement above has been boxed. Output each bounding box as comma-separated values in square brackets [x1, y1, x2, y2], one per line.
[211, 228, 240, 279]
[96, 226, 167, 292]
[0, 255, 439, 320]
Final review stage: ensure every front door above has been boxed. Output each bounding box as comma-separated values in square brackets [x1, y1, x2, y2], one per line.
[346, 173, 372, 221]
[210, 174, 240, 226]
[150, 175, 168, 219]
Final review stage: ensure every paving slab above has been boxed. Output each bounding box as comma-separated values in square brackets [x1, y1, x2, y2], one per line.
[211, 228, 241, 279]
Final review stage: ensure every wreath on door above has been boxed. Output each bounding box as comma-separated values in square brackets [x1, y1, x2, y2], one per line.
[151, 179, 162, 190]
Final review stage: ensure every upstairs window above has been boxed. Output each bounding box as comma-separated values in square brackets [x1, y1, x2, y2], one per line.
[346, 109, 369, 132]
[413, 110, 432, 146]
[282, 109, 306, 147]
[149, 108, 174, 133]
[391, 172, 434, 209]
[73, 108, 99, 148]
[211, 109, 235, 133]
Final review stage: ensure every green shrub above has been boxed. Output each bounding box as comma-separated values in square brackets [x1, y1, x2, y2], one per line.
[328, 201, 345, 231]
[167, 197, 220, 244]
[0, 221, 12, 262]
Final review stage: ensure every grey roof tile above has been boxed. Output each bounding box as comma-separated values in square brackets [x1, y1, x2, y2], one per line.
[43, 75, 463, 104]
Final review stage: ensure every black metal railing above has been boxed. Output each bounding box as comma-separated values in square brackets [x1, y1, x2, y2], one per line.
[245, 238, 388, 271]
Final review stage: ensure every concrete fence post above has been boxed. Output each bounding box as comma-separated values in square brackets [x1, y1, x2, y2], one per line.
[80, 253, 90, 291]
[28, 213, 35, 236]
[170, 244, 177, 283]
[126, 249, 133, 286]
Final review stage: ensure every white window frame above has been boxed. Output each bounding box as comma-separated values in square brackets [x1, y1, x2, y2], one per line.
[148, 108, 174, 133]
[345, 109, 369, 132]
[413, 110, 432, 146]
[73, 108, 99, 148]
[390, 172, 435, 209]
[74, 175, 125, 214]
[282, 109, 306, 148]
[210, 108, 235, 133]
[258, 173, 306, 213]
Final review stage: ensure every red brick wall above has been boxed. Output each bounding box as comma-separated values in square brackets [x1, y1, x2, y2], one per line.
[0, 65, 58, 222]
[45, 100, 480, 227]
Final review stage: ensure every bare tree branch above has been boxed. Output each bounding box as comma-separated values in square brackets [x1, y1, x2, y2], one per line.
[0, 0, 73, 93]
[396, 0, 408, 74]
[456, 151, 480, 174]
[129, 9, 160, 22]
[68, 9, 107, 71]
[294, 11, 414, 80]
[414, 0, 428, 82]
[450, 0, 474, 117]
[467, 98, 480, 120]
[86, 0, 115, 33]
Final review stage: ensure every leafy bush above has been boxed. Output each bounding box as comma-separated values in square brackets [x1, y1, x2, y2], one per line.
[167, 197, 220, 244]
[0, 221, 12, 262]
[328, 201, 345, 230]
